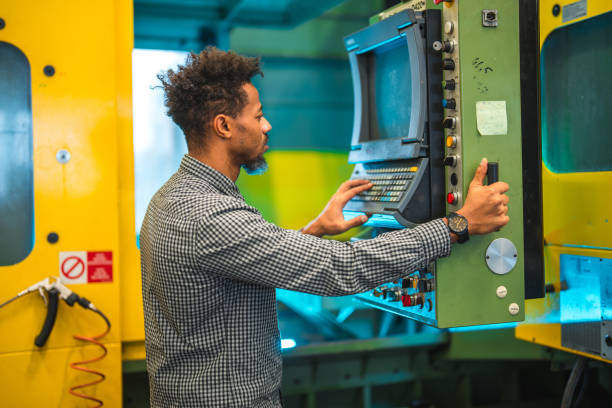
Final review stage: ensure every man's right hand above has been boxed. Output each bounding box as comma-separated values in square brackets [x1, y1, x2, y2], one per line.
[456, 158, 510, 235]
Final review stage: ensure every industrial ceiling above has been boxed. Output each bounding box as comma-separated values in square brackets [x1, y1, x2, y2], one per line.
[134, 0, 347, 50]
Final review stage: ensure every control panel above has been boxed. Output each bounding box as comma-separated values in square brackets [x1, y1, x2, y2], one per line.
[438, 8, 464, 210]
[356, 265, 437, 326]
[354, 0, 526, 328]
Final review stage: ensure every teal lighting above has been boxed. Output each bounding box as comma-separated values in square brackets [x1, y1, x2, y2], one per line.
[281, 338, 297, 349]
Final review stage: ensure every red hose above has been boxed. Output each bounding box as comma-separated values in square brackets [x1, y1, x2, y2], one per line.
[68, 324, 110, 407]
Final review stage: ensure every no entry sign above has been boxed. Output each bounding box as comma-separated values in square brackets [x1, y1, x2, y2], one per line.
[59, 251, 113, 284]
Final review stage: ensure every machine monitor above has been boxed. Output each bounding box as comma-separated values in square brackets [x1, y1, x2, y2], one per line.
[342, 9, 444, 228]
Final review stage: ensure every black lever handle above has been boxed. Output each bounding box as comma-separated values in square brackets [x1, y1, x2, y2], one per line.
[34, 288, 59, 347]
[487, 162, 499, 185]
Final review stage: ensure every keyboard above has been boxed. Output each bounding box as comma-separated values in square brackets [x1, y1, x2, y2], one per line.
[353, 166, 419, 202]
[343, 158, 430, 227]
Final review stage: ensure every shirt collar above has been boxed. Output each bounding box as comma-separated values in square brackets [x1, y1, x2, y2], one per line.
[179, 155, 242, 198]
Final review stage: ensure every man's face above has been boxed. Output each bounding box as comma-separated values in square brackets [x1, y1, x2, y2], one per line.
[231, 82, 272, 175]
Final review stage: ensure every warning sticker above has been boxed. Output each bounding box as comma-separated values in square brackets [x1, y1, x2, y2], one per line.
[88, 251, 113, 283]
[59, 251, 113, 284]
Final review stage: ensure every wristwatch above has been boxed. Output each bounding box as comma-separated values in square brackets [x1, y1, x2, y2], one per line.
[447, 212, 469, 243]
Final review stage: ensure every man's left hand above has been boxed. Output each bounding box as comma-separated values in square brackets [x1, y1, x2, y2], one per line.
[301, 179, 372, 237]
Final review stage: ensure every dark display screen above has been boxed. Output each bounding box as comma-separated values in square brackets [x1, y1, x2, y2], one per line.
[366, 38, 412, 141]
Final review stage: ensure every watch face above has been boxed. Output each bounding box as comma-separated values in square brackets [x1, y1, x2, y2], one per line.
[449, 215, 467, 232]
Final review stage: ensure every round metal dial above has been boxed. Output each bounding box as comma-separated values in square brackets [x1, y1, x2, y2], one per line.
[485, 238, 518, 275]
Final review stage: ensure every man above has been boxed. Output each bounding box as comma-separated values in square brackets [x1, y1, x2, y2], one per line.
[141, 47, 509, 407]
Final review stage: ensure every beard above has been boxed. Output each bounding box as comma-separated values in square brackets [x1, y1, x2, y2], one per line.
[242, 155, 268, 175]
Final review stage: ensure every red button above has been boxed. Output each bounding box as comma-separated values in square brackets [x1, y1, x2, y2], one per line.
[401, 295, 409, 306]
[402, 295, 412, 307]
[447, 192, 457, 204]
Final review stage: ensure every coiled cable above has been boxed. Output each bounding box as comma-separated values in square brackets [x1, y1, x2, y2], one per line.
[68, 298, 111, 407]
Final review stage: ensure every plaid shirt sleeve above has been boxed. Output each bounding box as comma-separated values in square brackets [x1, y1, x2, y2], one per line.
[197, 196, 451, 296]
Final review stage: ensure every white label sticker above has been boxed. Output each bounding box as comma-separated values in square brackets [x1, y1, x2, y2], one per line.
[59, 251, 88, 284]
[563, 0, 587, 23]
[476, 101, 507, 136]
[496, 286, 508, 299]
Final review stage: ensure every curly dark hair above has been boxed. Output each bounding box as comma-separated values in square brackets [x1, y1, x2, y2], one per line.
[157, 46, 263, 151]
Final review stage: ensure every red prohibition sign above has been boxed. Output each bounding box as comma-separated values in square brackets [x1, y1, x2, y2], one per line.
[61, 256, 85, 279]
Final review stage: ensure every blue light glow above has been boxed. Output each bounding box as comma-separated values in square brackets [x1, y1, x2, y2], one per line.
[396, 22, 413, 30]
[356, 33, 407, 55]
[281, 338, 296, 349]
[449, 322, 517, 332]
[560, 254, 611, 323]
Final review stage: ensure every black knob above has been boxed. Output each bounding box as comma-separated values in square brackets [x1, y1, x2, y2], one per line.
[442, 79, 456, 90]
[443, 98, 456, 110]
[606, 335, 612, 347]
[442, 117, 456, 129]
[442, 58, 455, 71]
[443, 156, 457, 167]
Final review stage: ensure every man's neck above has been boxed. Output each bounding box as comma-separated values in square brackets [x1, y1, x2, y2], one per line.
[188, 151, 240, 182]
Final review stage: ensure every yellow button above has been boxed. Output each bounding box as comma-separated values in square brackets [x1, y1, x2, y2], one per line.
[409, 166, 418, 172]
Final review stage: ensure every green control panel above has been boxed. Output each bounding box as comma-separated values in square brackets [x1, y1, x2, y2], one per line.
[354, 0, 525, 327]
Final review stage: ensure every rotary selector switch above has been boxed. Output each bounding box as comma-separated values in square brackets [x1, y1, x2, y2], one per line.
[443, 155, 457, 167]
[442, 117, 456, 129]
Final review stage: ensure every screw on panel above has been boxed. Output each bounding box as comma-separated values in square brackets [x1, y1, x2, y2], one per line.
[56, 149, 71, 164]
[552, 4, 561, 17]
[0, 18, 5, 29]
[47, 232, 59, 244]
[44, 65, 55, 77]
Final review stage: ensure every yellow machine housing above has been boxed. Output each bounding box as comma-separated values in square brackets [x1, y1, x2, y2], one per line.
[0, 0, 135, 405]
[516, 0, 612, 364]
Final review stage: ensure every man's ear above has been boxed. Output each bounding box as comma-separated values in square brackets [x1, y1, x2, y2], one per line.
[212, 114, 232, 140]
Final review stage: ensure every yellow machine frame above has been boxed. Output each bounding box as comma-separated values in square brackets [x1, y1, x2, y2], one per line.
[0, 0, 135, 405]
[516, 0, 612, 363]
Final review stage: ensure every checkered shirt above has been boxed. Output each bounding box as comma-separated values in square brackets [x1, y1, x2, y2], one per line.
[140, 154, 451, 407]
